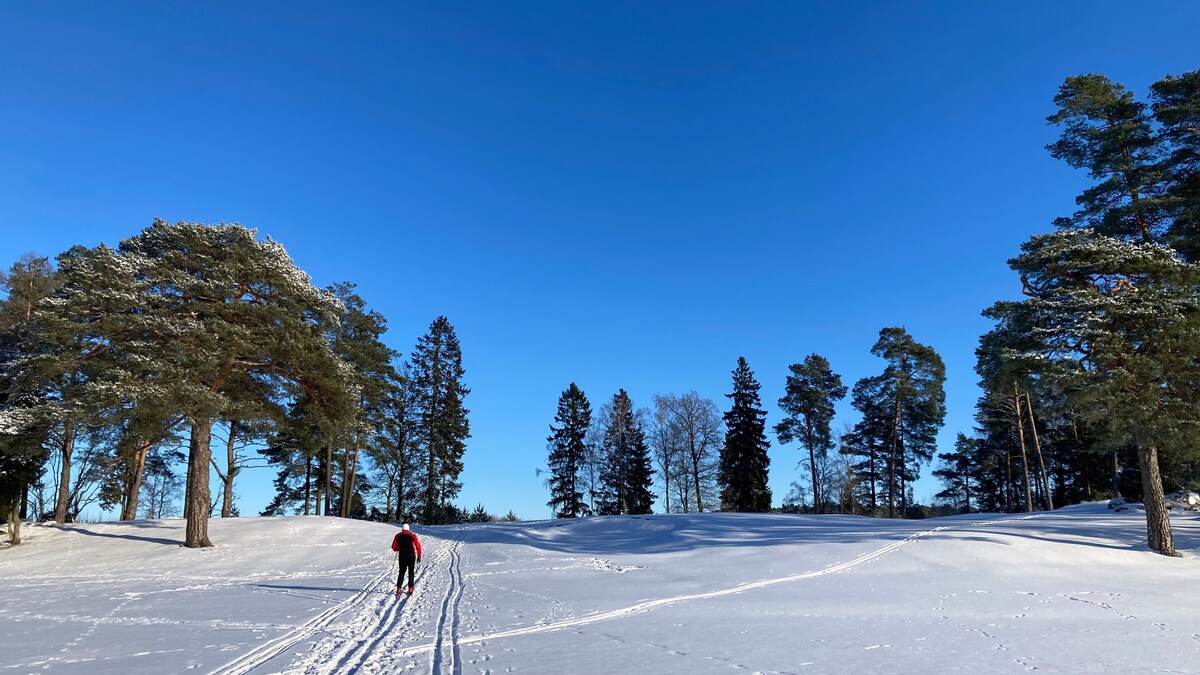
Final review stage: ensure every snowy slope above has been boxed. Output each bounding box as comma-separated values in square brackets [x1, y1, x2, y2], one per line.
[3, 505, 1199, 674]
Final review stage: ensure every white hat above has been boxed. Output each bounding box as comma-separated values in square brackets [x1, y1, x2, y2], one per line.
[402, 523, 410, 531]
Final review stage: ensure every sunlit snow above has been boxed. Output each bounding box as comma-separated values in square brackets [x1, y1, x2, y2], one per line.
[3, 504, 1198, 673]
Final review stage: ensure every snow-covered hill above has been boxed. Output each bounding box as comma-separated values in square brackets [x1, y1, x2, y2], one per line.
[4, 505, 1199, 674]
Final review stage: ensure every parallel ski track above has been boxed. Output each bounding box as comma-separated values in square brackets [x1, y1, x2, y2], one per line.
[430, 539, 466, 675]
[323, 555, 437, 674]
[280, 532, 460, 675]
[208, 562, 393, 675]
[392, 514, 1045, 659]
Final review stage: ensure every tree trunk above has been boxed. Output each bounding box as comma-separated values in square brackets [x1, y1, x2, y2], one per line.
[184, 417, 216, 548]
[323, 443, 333, 516]
[5, 492, 21, 544]
[868, 446, 877, 513]
[53, 421, 76, 523]
[121, 439, 152, 520]
[1013, 385, 1034, 513]
[1004, 446, 1013, 513]
[1138, 446, 1176, 556]
[1111, 449, 1121, 498]
[303, 455, 312, 516]
[1023, 394, 1053, 511]
[220, 420, 239, 518]
[808, 444, 820, 515]
[342, 424, 362, 519]
[888, 394, 902, 518]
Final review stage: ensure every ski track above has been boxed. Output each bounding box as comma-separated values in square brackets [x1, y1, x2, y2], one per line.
[271, 533, 465, 675]
[207, 561, 394, 675]
[214, 515, 1045, 673]
[391, 514, 1044, 660]
[430, 539, 465, 675]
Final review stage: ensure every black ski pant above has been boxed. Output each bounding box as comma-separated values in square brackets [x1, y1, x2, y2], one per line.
[398, 556, 416, 589]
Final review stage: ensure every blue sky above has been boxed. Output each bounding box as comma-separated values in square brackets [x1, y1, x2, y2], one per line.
[2, 2, 1197, 520]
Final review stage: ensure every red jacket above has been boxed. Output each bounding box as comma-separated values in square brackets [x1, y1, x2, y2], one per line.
[391, 530, 422, 559]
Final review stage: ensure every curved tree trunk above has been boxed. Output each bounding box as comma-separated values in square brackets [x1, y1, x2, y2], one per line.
[184, 417, 215, 548]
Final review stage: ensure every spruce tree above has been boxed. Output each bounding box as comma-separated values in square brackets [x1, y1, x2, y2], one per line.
[719, 357, 771, 512]
[411, 316, 470, 524]
[366, 363, 422, 522]
[774, 354, 846, 514]
[595, 390, 654, 515]
[546, 383, 592, 518]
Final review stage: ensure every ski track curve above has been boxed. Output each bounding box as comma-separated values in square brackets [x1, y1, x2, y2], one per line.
[391, 513, 1046, 659]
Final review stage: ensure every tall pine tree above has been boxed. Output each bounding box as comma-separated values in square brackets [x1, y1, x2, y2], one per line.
[774, 354, 846, 514]
[546, 383, 592, 519]
[852, 328, 946, 518]
[719, 357, 771, 512]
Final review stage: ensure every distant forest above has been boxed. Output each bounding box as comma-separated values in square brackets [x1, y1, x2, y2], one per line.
[2, 70, 1198, 556]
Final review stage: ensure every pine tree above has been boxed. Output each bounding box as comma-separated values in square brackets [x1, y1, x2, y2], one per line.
[546, 383, 592, 518]
[327, 283, 399, 519]
[117, 221, 353, 547]
[774, 354, 846, 514]
[852, 328, 946, 518]
[1047, 74, 1168, 245]
[934, 433, 979, 514]
[985, 229, 1200, 556]
[842, 392, 891, 514]
[595, 390, 654, 516]
[719, 357, 771, 512]
[1150, 70, 1200, 260]
[411, 316, 470, 524]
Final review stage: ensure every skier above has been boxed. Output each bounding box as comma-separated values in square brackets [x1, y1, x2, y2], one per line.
[391, 523, 422, 596]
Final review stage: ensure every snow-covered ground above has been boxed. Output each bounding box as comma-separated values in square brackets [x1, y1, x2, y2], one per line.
[3, 504, 1199, 674]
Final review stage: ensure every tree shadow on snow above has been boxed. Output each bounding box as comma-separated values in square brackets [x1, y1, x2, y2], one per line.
[431, 513, 952, 556]
[61, 525, 180, 547]
[429, 509, 1200, 558]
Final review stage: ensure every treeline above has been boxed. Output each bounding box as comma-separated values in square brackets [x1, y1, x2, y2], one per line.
[934, 70, 1200, 556]
[546, 331, 949, 520]
[0, 220, 473, 548]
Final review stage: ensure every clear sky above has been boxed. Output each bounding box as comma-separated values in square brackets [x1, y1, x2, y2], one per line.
[2, 2, 1197, 520]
